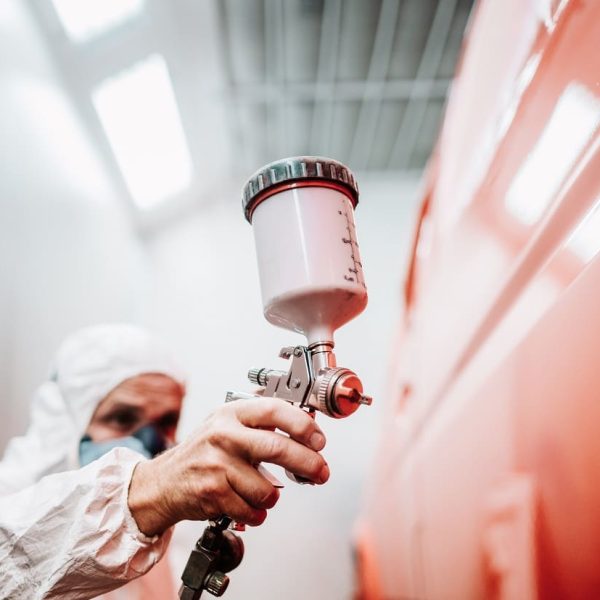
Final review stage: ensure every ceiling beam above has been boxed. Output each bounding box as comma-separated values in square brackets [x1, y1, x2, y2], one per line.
[348, 0, 401, 170]
[388, 0, 458, 170]
[309, 0, 343, 154]
[264, 0, 279, 159]
[274, 0, 288, 157]
[230, 77, 451, 104]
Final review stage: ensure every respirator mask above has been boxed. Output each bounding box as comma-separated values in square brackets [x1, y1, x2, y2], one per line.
[79, 424, 168, 466]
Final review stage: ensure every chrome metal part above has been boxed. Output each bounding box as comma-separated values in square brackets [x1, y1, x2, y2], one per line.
[242, 156, 359, 222]
[205, 572, 229, 596]
[245, 340, 371, 419]
[225, 391, 257, 403]
[248, 367, 286, 388]
[247, 345, 314, 406]
[247, 367, 263, 386]
[309, 340, 337, 373]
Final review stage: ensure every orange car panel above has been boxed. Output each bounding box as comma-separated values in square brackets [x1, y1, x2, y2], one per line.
[356, 0, 600, 598]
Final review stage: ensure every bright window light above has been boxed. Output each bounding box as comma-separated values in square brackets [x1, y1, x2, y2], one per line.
[92, 54, 193, 209]
[505, 84, 600, 225]
[567, 199, 600, 263]
[51, 0, 144, 42]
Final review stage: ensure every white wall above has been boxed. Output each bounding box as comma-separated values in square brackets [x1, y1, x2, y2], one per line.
[143, 175, 419, 599]
[0, 0, 144, 450]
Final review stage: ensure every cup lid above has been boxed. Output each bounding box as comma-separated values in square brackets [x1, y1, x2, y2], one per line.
[241, 156, 359, 223]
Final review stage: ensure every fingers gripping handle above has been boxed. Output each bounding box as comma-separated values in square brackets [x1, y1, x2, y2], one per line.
[225, 391, 285, 488]
[225, 389, 315, 485]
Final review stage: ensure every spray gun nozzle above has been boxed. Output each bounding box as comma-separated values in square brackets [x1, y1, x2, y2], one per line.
[335, 385, 372, 406]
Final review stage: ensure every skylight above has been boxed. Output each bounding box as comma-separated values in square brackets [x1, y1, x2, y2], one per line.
[92, 54, 193, 210]
[51, 0, 145, 43]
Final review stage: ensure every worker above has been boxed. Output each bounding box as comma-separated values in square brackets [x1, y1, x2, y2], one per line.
[0, 324, 328, 599]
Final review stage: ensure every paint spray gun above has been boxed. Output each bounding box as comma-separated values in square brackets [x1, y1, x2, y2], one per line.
[179, 157, 372, 599]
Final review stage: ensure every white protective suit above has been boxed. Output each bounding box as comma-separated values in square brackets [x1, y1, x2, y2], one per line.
[0, 324, 185, 600]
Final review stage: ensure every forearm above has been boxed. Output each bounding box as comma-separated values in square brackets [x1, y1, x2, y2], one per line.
[0, 448, 171, 600]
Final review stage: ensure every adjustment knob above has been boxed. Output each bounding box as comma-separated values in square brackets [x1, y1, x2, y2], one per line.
[247, 368, 264, 386]
[247, 368, 285, 387]
[205, 571, 230, 597]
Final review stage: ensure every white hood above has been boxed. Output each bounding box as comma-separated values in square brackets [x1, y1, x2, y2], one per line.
[0, 324, 185, 496]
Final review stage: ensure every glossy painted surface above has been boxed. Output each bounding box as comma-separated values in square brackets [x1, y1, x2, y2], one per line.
[355, 0, 600, 598]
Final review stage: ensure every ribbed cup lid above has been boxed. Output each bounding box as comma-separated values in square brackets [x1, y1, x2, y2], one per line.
[241, 156, 359, 223]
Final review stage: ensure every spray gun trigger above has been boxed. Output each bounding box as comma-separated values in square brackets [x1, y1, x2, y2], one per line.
[284, 469, 314, 485]
[257, 464, 285, 488]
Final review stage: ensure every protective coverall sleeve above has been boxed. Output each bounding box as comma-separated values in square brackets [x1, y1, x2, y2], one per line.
[0, 447, 172, 600]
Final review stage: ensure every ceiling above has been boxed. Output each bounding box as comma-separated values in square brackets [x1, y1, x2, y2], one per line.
[27, 0, 474, 222]
[220, 0, 473, 172]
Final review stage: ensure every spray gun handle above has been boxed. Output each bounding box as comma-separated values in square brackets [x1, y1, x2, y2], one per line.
[257, 464, 284, 488]
[179, 520, 235, 599]
[228, 376, 322, 485]
[284, 469, 314, 485]
[284, 407, 318, 485]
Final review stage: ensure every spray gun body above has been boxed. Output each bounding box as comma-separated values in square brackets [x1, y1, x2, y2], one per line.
[229, 342, 371, 419]
[234, 156, 373, 419]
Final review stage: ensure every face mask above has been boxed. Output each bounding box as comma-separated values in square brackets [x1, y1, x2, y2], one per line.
[79, 424, 168, 467]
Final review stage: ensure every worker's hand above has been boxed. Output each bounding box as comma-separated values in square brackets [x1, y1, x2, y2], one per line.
[128, 397, 328, 536]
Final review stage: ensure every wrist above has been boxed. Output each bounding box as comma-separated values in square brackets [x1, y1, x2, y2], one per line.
[128, 458, 172, 536]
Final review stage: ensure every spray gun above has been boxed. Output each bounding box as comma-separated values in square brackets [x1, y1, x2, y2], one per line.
[179, 157, 372, 598]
